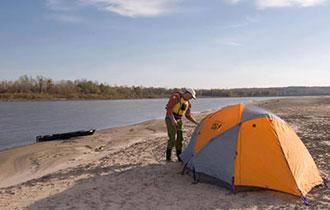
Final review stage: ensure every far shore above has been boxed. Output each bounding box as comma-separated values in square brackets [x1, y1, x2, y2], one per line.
[0, 96, 329, 209]
[1, 95, 268, 102]
[0, 94, 329, 102]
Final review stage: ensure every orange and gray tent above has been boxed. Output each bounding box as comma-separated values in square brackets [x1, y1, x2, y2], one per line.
[180, 103, 323, 197]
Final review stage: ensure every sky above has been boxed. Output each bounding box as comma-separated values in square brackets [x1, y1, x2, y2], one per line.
[0, 0, 330, 89]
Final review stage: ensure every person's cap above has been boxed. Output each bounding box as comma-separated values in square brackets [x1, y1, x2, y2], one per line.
[185, 88, 196, 99]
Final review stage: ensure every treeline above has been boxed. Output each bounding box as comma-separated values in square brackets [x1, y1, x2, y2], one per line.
[0, 75, 329, 100]
[197, 87, 330, 97]
[0, 75, 178, 100]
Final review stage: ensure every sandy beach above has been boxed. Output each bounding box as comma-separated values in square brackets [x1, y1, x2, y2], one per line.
[0, 97, 329, 209]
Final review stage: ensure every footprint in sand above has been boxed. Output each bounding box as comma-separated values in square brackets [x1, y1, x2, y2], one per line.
[95, 146, 105, 152]
[85, 145, 93, 150]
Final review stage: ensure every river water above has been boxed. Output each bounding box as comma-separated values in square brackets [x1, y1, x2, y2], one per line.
[0, 97, 276, 151]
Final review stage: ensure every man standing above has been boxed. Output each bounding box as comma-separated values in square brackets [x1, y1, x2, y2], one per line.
[165, 88, 198, 162]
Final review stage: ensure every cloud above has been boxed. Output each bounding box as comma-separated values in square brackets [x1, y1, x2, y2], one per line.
[256, 0, 328, 8]
[80, 0, 179, 17]
[220, 15, 259, 29]
[215, 38, 242, 47]
[46, 0, 180, 17]
[223, 0, 242, 4]
[223, 0, 328, 8]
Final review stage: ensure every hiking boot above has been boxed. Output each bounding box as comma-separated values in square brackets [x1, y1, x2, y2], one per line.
[176, 150, 182, 162]
[166, 149, 172, 161]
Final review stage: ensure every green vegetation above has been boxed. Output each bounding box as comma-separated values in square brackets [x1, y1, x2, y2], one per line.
[0, 75, 329, 100]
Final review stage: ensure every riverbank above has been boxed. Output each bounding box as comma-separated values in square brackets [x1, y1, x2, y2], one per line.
[0, 97, 329, 209]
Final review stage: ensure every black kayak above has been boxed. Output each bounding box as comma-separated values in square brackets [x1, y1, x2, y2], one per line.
[36, 129, 96, 142]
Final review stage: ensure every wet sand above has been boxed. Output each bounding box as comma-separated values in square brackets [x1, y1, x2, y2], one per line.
[0, 96, 329, 209]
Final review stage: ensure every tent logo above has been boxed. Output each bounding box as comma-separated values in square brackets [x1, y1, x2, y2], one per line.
[211, 121, 222, 130]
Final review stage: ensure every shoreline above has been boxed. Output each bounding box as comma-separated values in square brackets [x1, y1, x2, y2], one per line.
[0, 95, 328, 103]
[0, 96, 276, 152]
[0, 95, 268, 103]
[0, 96, 329, 209]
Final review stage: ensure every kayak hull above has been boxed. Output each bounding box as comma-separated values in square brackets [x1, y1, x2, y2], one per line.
[36, 129, 96, 142]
